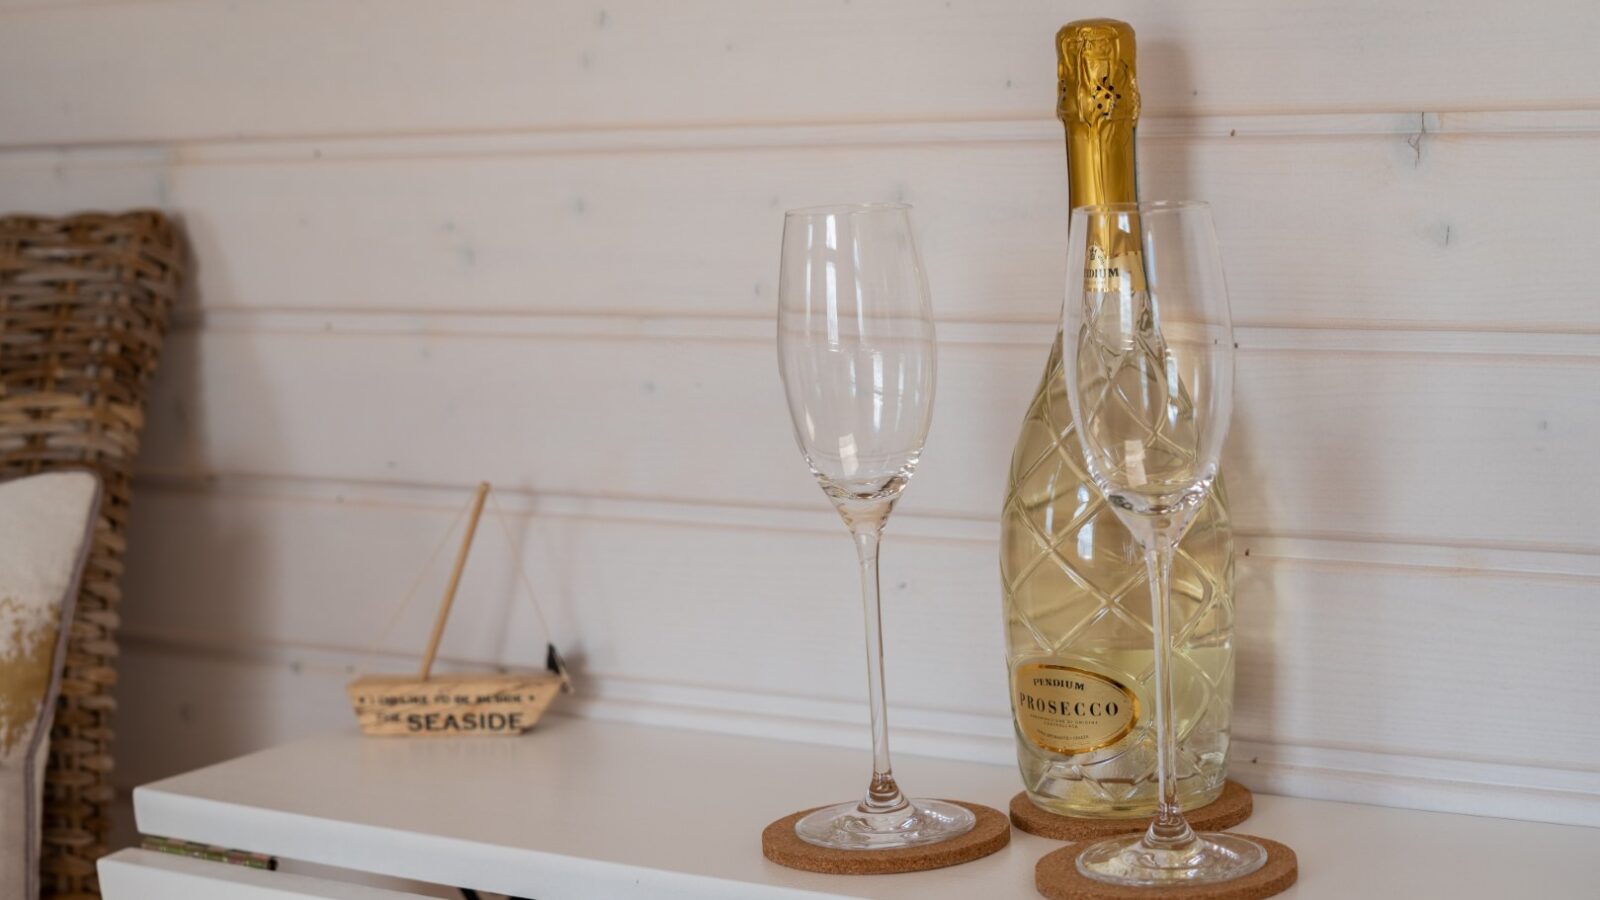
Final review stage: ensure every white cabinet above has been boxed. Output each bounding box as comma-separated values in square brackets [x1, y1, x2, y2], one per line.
[108, 717, 1600, 899]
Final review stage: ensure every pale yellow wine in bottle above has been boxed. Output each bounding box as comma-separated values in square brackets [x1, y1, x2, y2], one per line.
[1000, 19, 1235, 818]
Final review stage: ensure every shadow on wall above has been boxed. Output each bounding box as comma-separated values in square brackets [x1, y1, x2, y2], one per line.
[115, 208, 298, 788]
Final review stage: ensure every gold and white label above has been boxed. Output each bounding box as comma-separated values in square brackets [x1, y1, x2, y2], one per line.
[1084, 244, 1147, 294]
[1013, 662, 1138, 755]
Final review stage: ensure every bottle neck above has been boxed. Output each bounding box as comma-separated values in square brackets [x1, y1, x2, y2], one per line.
[1056, 18, 1141, 211]
[1056, 18, 1143, 272]
[1064, 120, 1138, 211]
[1065, 118, 1144, 294]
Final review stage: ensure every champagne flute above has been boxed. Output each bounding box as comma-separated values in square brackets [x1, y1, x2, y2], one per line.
[1061, 201, 1267, 885]
[776, 202, 976, 849]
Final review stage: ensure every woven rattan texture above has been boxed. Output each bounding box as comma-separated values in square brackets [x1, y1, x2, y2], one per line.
[0, 211, 181, 898]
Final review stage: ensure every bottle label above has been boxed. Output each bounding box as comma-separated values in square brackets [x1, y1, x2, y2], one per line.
[1013, 662, 1138, 755]
[1084, 244, 1146, 294]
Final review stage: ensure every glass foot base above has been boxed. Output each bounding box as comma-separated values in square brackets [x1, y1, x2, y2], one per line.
[1076, 831, 1267, 886]
[794, 798, 976, 850]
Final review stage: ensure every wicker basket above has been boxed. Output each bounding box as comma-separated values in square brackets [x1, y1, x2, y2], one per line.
[0, 211, 181, 899]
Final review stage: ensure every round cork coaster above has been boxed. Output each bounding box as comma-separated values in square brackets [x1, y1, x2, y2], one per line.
[1036, 835, 1298, 900]
[761, 801, 1010, 875]
[1011, 782, 1253, 842]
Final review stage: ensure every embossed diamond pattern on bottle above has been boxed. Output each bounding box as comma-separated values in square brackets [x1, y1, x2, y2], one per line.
[1001, 336, 1235, 817]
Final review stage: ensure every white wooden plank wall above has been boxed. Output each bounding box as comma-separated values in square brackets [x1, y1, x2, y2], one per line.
[1, 0, 1596, 827]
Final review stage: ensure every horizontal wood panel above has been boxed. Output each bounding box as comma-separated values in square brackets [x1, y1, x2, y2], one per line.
[120, 485, 1600, 777]
[135, 330, 1600, 550]
[121, 485, 1007, 714]
[121, 485, 532, 669]
[116, 640, 362, 791]
[3, 1, 1600, 145]
[1233, 561, 1600, 771]
[115, 639, 1600, 826]
[3, 129, 1599, 331]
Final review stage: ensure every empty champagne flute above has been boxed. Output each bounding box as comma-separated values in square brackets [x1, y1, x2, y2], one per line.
[1061, 201, 1266, 885]
[776, 202, 976, 850]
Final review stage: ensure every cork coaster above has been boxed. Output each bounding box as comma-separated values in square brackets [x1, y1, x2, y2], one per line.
[1011, 781, 1252, 842]
[1036, 835, 1297, 900]
[761, 801, 1009, 875]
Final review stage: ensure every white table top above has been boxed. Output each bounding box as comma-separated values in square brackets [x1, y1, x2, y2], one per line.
[133, 715, 1600, 899]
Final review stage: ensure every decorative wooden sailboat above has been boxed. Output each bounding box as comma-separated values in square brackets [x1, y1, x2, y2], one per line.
[346, 482, 569, 736]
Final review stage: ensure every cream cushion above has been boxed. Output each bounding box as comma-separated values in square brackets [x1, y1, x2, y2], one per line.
[0, 471, 99, 900]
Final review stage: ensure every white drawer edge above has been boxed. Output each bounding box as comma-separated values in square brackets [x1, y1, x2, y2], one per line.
[99, 848, 440, 900]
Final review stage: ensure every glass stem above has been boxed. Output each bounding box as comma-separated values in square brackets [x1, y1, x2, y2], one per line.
[1143, 539, 1196, 850]
[851, 517, 909, 817]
